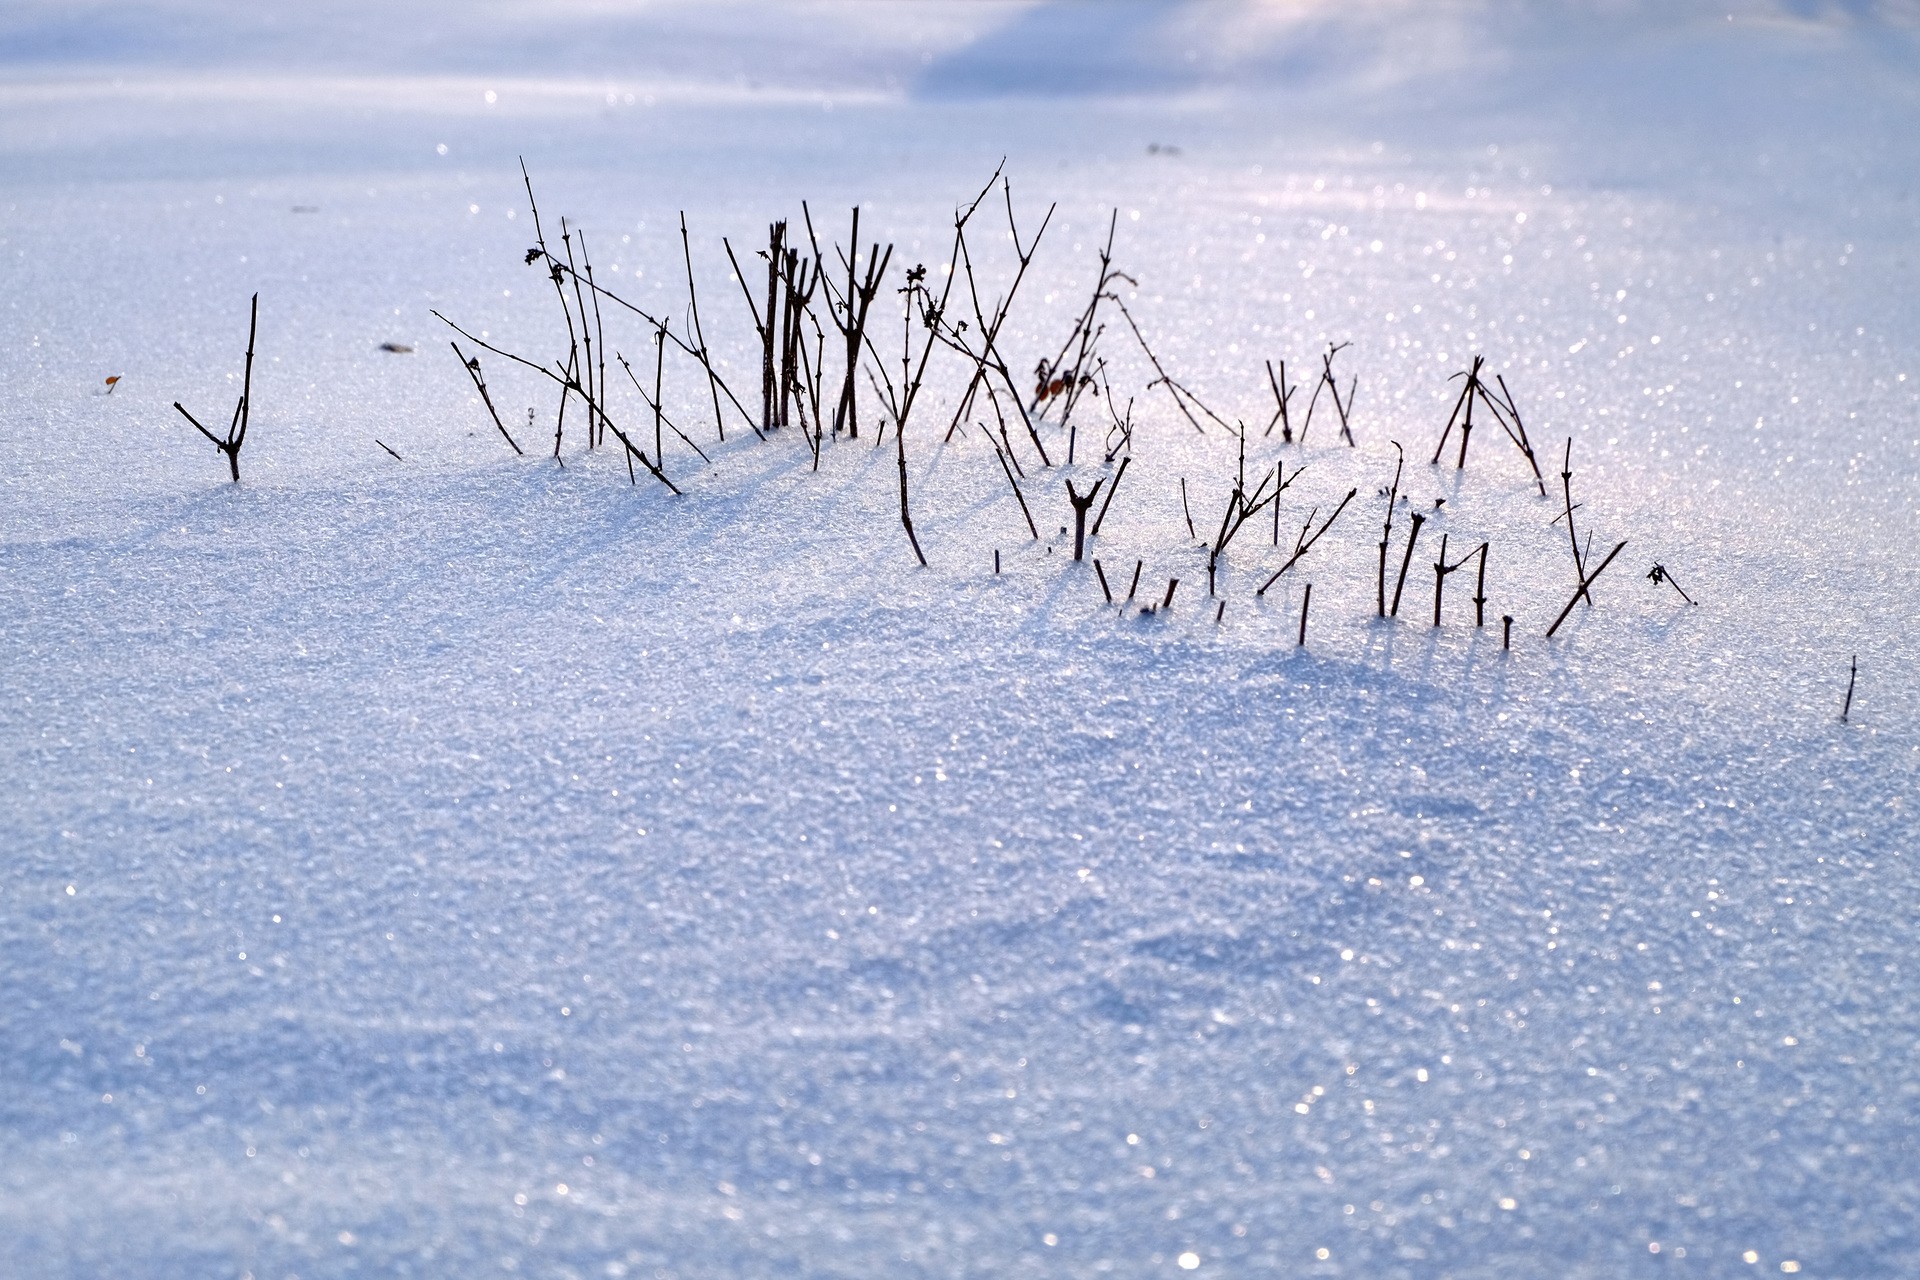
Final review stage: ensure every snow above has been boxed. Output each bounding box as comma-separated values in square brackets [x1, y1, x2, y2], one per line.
[3, 3, 1918, 1276]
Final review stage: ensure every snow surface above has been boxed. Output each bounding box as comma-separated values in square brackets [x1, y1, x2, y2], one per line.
[4, 3, 1919, 1276]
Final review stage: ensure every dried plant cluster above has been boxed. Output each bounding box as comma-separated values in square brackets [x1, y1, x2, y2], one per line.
[170, 165, 1852, 696]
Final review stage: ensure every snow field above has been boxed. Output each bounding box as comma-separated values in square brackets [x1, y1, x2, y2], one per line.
[4, 5, 1920, 1276]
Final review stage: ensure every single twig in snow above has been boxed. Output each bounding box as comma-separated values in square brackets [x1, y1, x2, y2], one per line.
[1390, 511, 1427, 618]
[1065, 477, 1104, 561]
[1109, 292, 1229, 435]
[173, 292, 258, 483]
[1377, 442, 1405, 616]
[895, 422, 928, 566]
[1553, 437, 1593, 606]
[450, 342, 523, 454]
[1098, 361, 1134, 462]
[1482, 372, 1548, 494]
[1546, 539, 1627, 638]
[989, 435, 1039, 539]
[1257, 488, 1357, 595]
[1647, 562, 1697, 605]
[1842, 655, 1858, 722]
[1474, 541, 1490, 627]
[579, 226, 610, 448]
[680, 211, 737, 443]
[651, 321, 666, 462]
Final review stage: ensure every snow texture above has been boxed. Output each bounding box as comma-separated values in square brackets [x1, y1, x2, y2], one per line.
[3, 3, 1918, 1277]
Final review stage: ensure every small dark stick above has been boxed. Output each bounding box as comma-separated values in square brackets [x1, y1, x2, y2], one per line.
[894, 401, 928, 567]
[991, 438, 1039, 539]
[1111, 292, 1227, 435]
[994, 421, 1028, 478]
[375, 439, 402, 461]
[1162, 578, 1179, 610]
[1432, 537, 1482, 627]
[1474, 543, 1489, 627]
[1215, 599, 1226, 625]
[1126, 559, 1143, 602]
[1456, 355, 1484, 470]
[1502, 615, 1513, 650]
[1488, 372, 1548, 496]
[582, 229, 610, 449]
[1094, 558, 1112, 602]
[1256, 487, 1358, 595]
[1390, 512, 1426, 618]
[1378, 442, 1405, 616]
[679, 212, 731, 444]
[1179, 477, 1197, 540]
[1546, 539, 1628, 638]
[994, 549, 1001, 575]
[1646, 563, 1697, 605]
[651, 321, 666, 463]
[1065, 478, 1104, 561]
[1558, 438, 1592, 606]
[1842, 655, 1857, 722]
[1298, 583, 1312, 646]
[1430, 356, 1475, 464]
[450, 342, 523, 454]
[1090, 455, 1130, 537]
